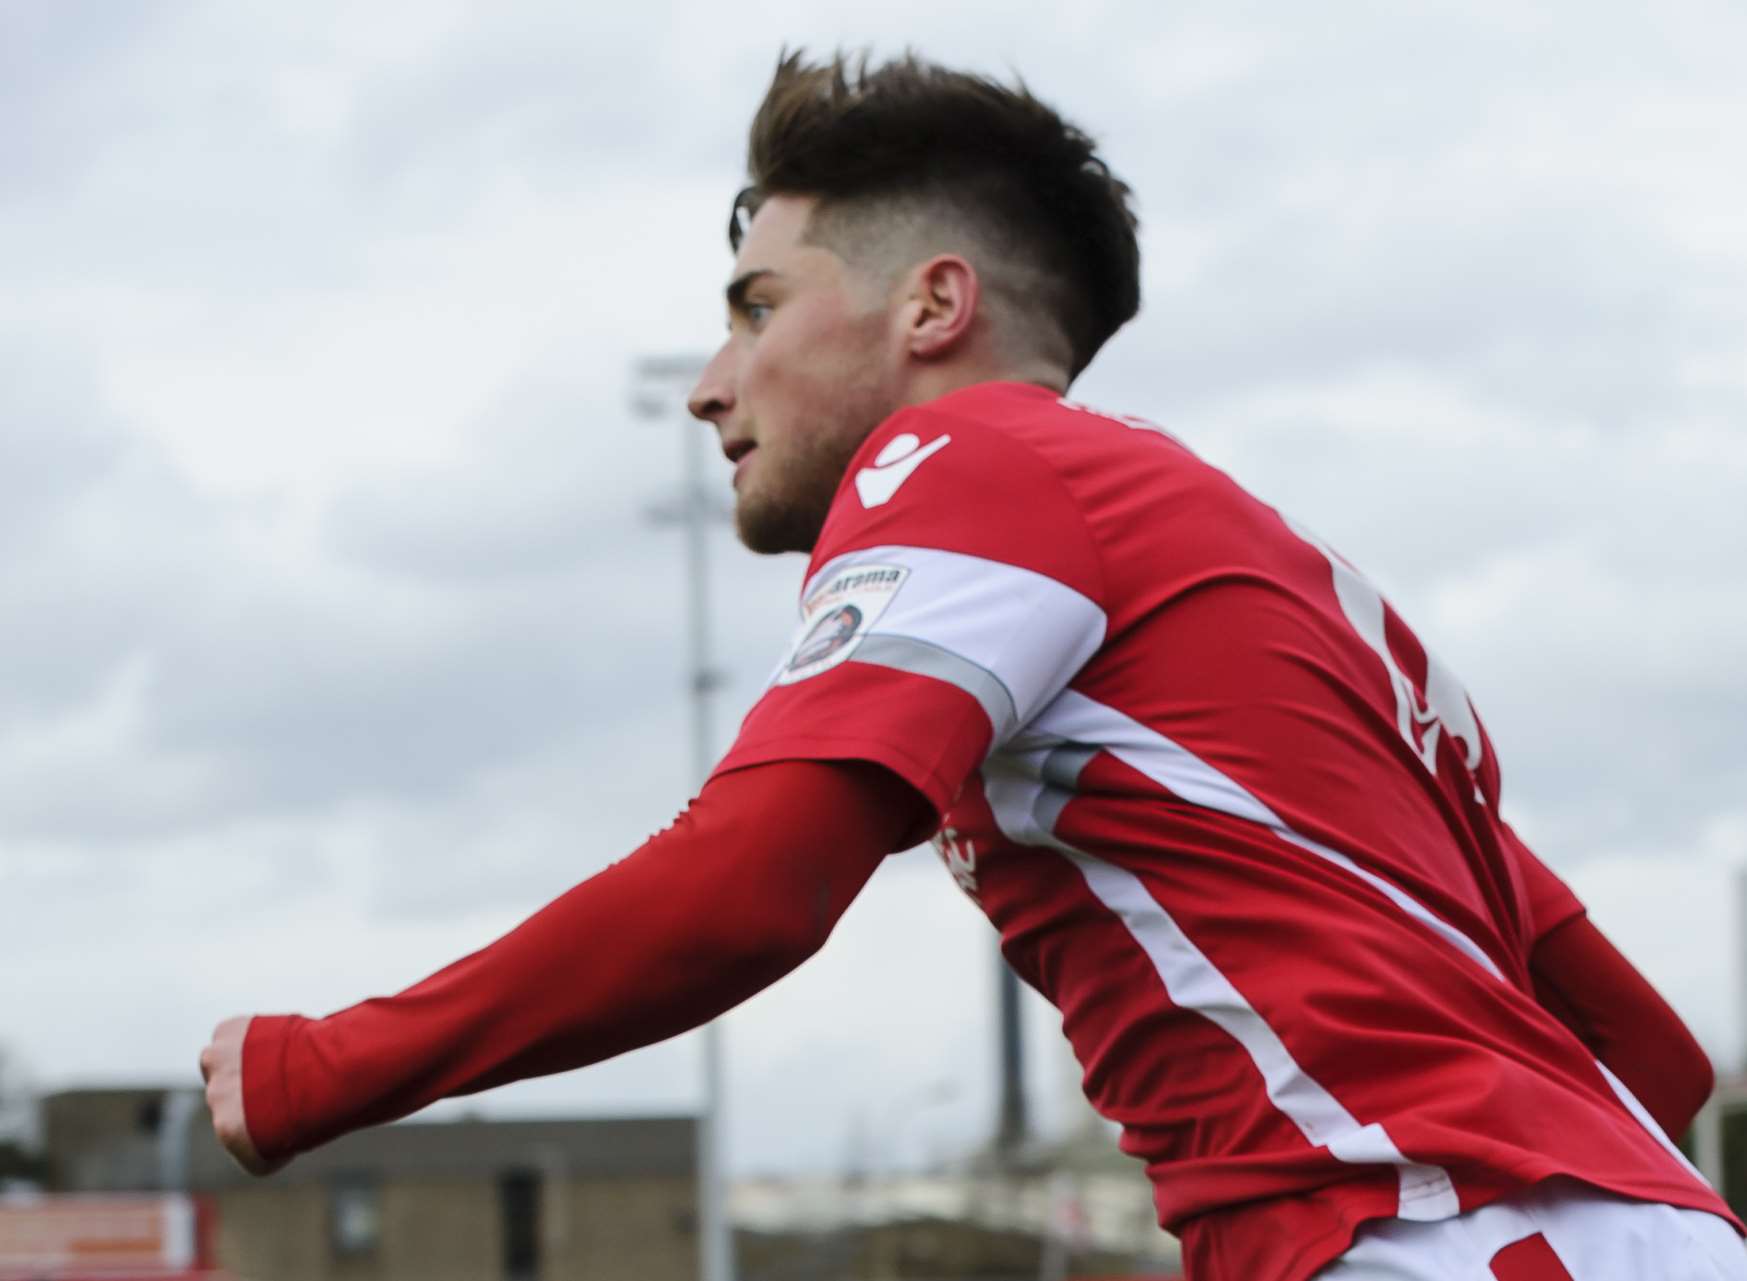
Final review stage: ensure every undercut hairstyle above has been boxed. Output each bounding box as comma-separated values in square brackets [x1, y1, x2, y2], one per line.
[731, 50, 1141, 382]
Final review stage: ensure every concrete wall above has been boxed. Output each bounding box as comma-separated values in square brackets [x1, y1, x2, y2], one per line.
[215, 1183, 331, 1280]
[212, 1174, 697, 1281]
[41, 1089, 168, 1191]
[556, 1175, 695, 1279]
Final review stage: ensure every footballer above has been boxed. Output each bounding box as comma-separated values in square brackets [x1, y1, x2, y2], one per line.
[203, 51, 1744, 1280]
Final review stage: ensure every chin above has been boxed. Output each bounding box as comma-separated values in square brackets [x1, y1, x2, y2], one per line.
[734, 489, 825, 556]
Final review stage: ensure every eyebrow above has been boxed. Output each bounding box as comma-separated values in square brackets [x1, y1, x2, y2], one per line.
[725, 268, 778, 314]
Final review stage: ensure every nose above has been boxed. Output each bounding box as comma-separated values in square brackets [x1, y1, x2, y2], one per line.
[687, 343, 735, 425]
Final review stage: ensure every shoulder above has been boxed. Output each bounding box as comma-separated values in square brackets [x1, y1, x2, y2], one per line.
[812, 382, 1115, 602]
[857, 381, 1091, 492]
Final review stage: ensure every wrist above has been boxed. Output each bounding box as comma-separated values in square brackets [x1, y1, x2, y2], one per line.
[241, 1013, 308, 1163]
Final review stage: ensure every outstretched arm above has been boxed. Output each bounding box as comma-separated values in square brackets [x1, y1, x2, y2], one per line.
[1507, 824, 1713, 1141]
[1529, 913, 1713, 1142]
[202, 758, 930, 1170]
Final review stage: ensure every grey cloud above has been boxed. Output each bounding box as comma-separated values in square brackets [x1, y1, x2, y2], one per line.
[322, 368, 694, 584]
[339, 20, 713, 190]
[1082, 3, 1747, 431]
[1099, 174, 1741, 433]
[0, 345, 127, 564]
[0, 3, 175, 197]
[0, 365, 697, 847]
[0, 341, 235, 751]
[135, 525, 710, 835]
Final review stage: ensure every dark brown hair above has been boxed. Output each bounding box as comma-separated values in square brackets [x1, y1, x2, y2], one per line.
[731, 50, 1141, 381]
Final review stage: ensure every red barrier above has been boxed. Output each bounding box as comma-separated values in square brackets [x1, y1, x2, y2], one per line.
[0, 1192, 224, 1279]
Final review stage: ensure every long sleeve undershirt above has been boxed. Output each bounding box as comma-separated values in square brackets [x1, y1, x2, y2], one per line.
[1528, 913, 1713, 1141]
[241, 758, 927, 1163]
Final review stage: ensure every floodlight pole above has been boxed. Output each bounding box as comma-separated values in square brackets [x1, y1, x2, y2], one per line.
[632, 353, 734, 1281]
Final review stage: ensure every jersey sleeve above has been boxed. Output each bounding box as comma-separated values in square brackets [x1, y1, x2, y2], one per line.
[713, 405, 1109, 822]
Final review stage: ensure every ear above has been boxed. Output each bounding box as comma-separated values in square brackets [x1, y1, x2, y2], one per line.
[902, 254, 981, 361]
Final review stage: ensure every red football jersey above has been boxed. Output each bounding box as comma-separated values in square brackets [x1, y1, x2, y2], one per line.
[713, 381, 1730, 1281]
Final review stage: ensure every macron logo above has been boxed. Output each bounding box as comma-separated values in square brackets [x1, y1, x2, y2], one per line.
[853, 432, 952, 509]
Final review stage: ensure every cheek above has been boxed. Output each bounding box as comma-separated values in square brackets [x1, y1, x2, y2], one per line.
[746, 316, 826, 392]
[740, 328, 833, 447]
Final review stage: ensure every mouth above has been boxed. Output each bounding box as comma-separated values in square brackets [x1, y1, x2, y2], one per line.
[722, 438, 756, 488]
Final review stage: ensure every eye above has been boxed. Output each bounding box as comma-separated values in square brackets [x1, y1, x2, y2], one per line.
[727, 298, 775, 335]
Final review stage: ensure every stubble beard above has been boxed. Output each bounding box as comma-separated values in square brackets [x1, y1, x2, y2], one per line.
[733, 378, 894, 556]
[733, 425, 862, 555]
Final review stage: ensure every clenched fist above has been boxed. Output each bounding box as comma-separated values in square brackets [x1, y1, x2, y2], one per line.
[199, 1016, 288, 1177]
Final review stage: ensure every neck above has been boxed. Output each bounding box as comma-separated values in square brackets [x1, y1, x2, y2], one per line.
[899, 358, 1067, 409]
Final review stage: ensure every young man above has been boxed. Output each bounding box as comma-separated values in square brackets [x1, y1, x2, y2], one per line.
[202, 53, 1743, 1280]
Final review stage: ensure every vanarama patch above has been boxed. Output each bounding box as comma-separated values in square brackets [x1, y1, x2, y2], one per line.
[775, 564, 909, 685]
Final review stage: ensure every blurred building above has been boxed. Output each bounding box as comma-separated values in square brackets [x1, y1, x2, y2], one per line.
[27, 1084, 1183, 1281]
[37, 1087, 697, 1281]
[733, 1169, 1181, 1281]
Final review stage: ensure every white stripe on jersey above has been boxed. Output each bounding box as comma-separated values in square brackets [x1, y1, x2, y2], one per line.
[992, 691, 1718, 1211]
[1595, 1061, 1712, 1185]
[801, 544, 1106, 747]
[980, 762, 1461, 1222]
[1011, 689, 1505, 981]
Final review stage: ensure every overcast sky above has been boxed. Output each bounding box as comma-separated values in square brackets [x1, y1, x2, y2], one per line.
[3, 1, 1745, 1177]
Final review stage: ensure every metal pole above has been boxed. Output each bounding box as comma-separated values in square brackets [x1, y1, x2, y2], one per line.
[633, 353, 733, 1281]
[996, 960, 1027, 1161]
[157, 1087, 199, 1191]
[685, 409, 733, 1281]
[683, 403, 716, 785]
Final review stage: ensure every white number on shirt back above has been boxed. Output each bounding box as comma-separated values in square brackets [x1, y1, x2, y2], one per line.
[1058, 396, 1484, 792]
[1284, 516, 1485, 786]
